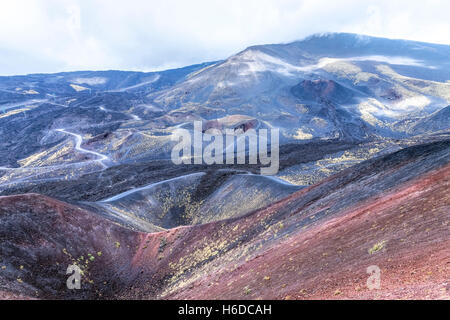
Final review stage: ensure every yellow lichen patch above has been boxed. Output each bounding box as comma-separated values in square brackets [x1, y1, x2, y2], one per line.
[70, 84, 89, 92]
[361, 111, 384, 127]
[21, 89, 39, 94]
[17, 141, 74, 167]
[195, 186, 275, 224]
[323, 60, 361, 74]
[278, 140, 392, 185]
[293, 128, 313, 140]
[368, 240, 387, 254]
[322, 61, 378, 84]
[155, 186, 204, 223]
[376, 65, 450, 102]
[105, 130, 172, 161]
[166, 238, 230, 287]
[0, 108, 30, 119]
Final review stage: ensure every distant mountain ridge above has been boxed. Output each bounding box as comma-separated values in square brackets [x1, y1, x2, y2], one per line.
[0, 32, 449, 188]
[0, 32, 449, 300]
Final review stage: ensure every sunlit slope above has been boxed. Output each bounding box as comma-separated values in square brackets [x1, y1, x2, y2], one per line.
[150, 33, 450, 140]
[1, 33, 450, 192]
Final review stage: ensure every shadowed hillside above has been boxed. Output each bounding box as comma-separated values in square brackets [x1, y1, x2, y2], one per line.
[0, 140, 448, 299]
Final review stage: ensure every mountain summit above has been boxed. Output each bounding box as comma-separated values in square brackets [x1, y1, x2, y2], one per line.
[0, 33, 449, 300]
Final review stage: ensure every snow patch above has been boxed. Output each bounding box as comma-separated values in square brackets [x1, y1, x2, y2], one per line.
[238, 50, 302, 77]
[73, 77, 108, 85]
[301, 56, 433, 71]
[111, 75, 160, 92]
[358, 95, 431, 120]
[234, 50, 433, 78]
[393, 95, 430, 110]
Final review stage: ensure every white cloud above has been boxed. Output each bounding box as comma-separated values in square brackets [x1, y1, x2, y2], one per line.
[1, 0, 449, 75]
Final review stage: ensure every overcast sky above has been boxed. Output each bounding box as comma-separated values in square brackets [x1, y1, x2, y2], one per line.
[1, 0, 450, 75]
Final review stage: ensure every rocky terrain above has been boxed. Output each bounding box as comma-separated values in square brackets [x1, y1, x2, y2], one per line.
[0, 139, 448, 299]
[0, 33, 449, 299]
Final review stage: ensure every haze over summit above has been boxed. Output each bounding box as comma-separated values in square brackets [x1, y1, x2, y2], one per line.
[1, 0, 450, 75]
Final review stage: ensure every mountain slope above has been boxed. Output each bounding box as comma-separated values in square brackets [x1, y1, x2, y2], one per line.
[149, 33, 450, 141]
[0, 139, 448, 299]
[1, 33, 449, 186]
[0, 34, 449, 300]
[125, 139, 450, 299]
[85, 172, 302, 232]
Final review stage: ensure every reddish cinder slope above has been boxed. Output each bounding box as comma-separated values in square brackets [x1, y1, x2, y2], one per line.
[0, 194, 142, 299]
[0, 140, 449, 300]
[122, 140, 450, 300]
[156, 165, 449, 299]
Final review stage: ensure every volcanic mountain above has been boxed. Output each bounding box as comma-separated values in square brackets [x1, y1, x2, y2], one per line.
[0, 139, 448, 299]
[0, 33, 449, 299]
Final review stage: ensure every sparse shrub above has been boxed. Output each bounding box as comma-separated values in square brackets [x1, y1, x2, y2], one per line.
[368, 240, 386, 254]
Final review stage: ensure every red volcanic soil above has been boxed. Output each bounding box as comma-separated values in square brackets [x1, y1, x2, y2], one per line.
[176, 166, 449, 299]
[0, 140, 449, 299]
[0, 194, 142, 299]
[122, 164, 449, 300]
[291, 79, 356, 104]
[123, 141, 450, 300]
